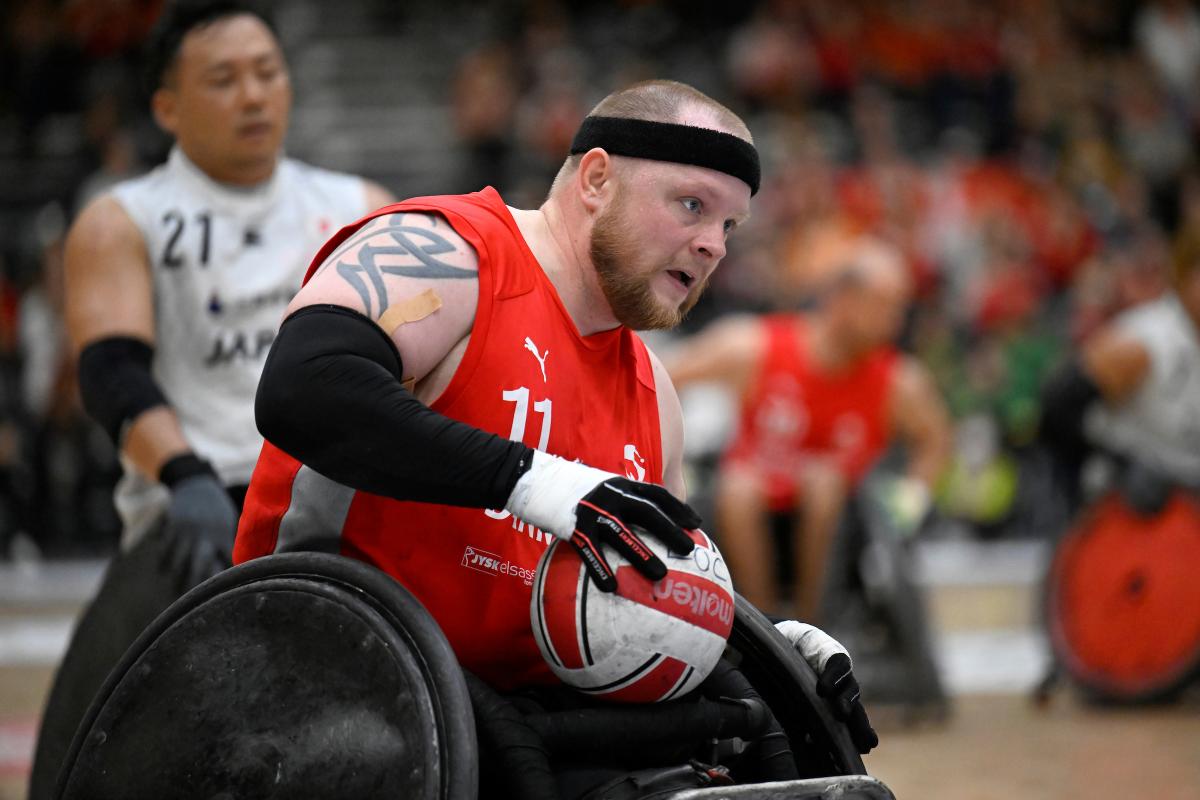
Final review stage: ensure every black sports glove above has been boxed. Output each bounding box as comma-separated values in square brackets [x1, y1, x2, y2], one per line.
[1121, 460, 1174, 517]
[570, 478, 699, 592]
[775, 619, 878, 754]
[816, 653, 879, 754]
[504, 452, 700, 592]
[159, 455, 238, 592]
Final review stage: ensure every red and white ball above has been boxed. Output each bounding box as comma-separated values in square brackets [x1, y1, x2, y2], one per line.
[530, 529, 735, 702]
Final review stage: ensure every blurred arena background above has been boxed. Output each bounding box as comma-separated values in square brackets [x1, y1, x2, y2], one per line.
[1, 0, 1199, 798]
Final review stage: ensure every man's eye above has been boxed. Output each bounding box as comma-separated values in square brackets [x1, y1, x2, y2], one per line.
[257, 61, 283, 81]
[682, 198, 701, 213]
[724, 219, 737, 233]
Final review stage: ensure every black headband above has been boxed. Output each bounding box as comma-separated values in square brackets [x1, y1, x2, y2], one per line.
[569, 116, 760, 195]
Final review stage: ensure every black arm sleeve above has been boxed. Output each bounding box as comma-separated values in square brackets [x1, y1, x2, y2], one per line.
[256, 304, 534, 509]
[77, 336, 168, 444]
[1039, 357, 1102, 512]
[1038, 357, 1101, 458]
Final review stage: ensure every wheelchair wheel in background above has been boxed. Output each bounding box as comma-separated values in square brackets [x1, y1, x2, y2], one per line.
[818, 479, 948, 723]
[728, 594, 867, 779]
[55, 552, 477, 800]
[1046, 490, 1200, 703]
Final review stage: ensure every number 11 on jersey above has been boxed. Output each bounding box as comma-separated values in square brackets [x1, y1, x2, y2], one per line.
[486, 386, 552, 522]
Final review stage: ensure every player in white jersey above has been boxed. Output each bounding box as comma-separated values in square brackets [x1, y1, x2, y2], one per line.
[29, 3, 393, 795]
[1041, 227, 1200, 514]
[1083, 293, 1200, 486]
[108, 146, 373, 543]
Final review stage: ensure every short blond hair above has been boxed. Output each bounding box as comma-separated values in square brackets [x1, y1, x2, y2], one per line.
[587, 80, 751, 140]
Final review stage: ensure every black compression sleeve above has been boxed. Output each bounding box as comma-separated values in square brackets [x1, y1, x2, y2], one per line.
[1039, 358, 1102, 513]
[256, 304, 534, 508]
[77, 336, 168, 444]
[1039, 358, 1101, 456]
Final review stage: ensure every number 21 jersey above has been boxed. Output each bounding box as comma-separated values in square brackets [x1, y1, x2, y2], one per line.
[109, 146, 368, 541]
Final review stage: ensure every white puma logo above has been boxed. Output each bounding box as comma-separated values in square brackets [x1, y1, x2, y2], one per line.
[524, 337, 549, 382]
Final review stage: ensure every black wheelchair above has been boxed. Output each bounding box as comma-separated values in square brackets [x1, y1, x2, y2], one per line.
[682, 440, 948, 727]
[818, 472, 949, 724]
[51, 552, 897, 799]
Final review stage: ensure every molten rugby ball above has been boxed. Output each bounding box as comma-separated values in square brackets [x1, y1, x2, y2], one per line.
[530, 528, 735, 702]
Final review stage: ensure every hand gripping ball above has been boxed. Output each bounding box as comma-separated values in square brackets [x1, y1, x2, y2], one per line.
[531, 528, 735, 702]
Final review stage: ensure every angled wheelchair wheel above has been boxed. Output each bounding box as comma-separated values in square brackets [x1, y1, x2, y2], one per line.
[818, 482, 948, 722]
[1046, 490, 1200, 702]
[728, 595, 867, 779]
[54, 552, 477, 800]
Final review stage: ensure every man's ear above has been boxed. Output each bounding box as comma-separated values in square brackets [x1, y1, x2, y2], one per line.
[576, 148, 615, 213]
[151, 88, 179, 137]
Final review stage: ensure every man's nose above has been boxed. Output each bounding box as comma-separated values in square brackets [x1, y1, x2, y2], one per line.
[694, 222, 727, 262]
[239, 74, 267, 106]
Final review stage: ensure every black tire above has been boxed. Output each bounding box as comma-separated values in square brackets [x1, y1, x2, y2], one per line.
[821, 481, 948, 718]
[55, 552, 478, 800]
[856, 487, 948, 713]
[728, 595, 867, 778]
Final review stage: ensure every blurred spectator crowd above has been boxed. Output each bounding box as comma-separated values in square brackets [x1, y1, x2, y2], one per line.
[2, 0, 1199, 557]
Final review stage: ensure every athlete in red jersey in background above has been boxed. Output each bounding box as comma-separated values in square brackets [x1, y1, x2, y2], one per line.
[667, 236, 951, 621]
[234, 80, 878, 754]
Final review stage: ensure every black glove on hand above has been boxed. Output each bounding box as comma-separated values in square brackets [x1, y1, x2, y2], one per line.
[504, 451, 701, 592]
[816, 652, 879, 755]
[1122, 460, 1173, 517]
[159, 455, 238, 592]
[570, 477, 699, 592]
[775, 619, 878, 754]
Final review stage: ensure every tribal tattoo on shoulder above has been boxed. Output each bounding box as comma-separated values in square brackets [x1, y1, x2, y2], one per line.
[326, 213, 475, 318]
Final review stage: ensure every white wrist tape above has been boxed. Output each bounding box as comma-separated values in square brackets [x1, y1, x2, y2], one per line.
[892, 476, 932, 521]
[774, 620, 850, 673]
[504, 450, 618, 541]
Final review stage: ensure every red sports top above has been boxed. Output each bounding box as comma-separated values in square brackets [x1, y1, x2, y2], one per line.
[234, 188, 664, 689]
[722, 314, 898, 511]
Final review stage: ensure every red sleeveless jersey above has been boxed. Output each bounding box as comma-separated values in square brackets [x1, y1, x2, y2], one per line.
[234, 188, 664, 688]
[722, 314, 898, 511]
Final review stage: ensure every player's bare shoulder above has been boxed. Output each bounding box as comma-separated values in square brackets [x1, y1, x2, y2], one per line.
[641, 342, 688, 499]
[644, 343, 684, 425]
[64, 194, 155, 346]
[294, 211, 478, 315]
[291, 210, 481, 383]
